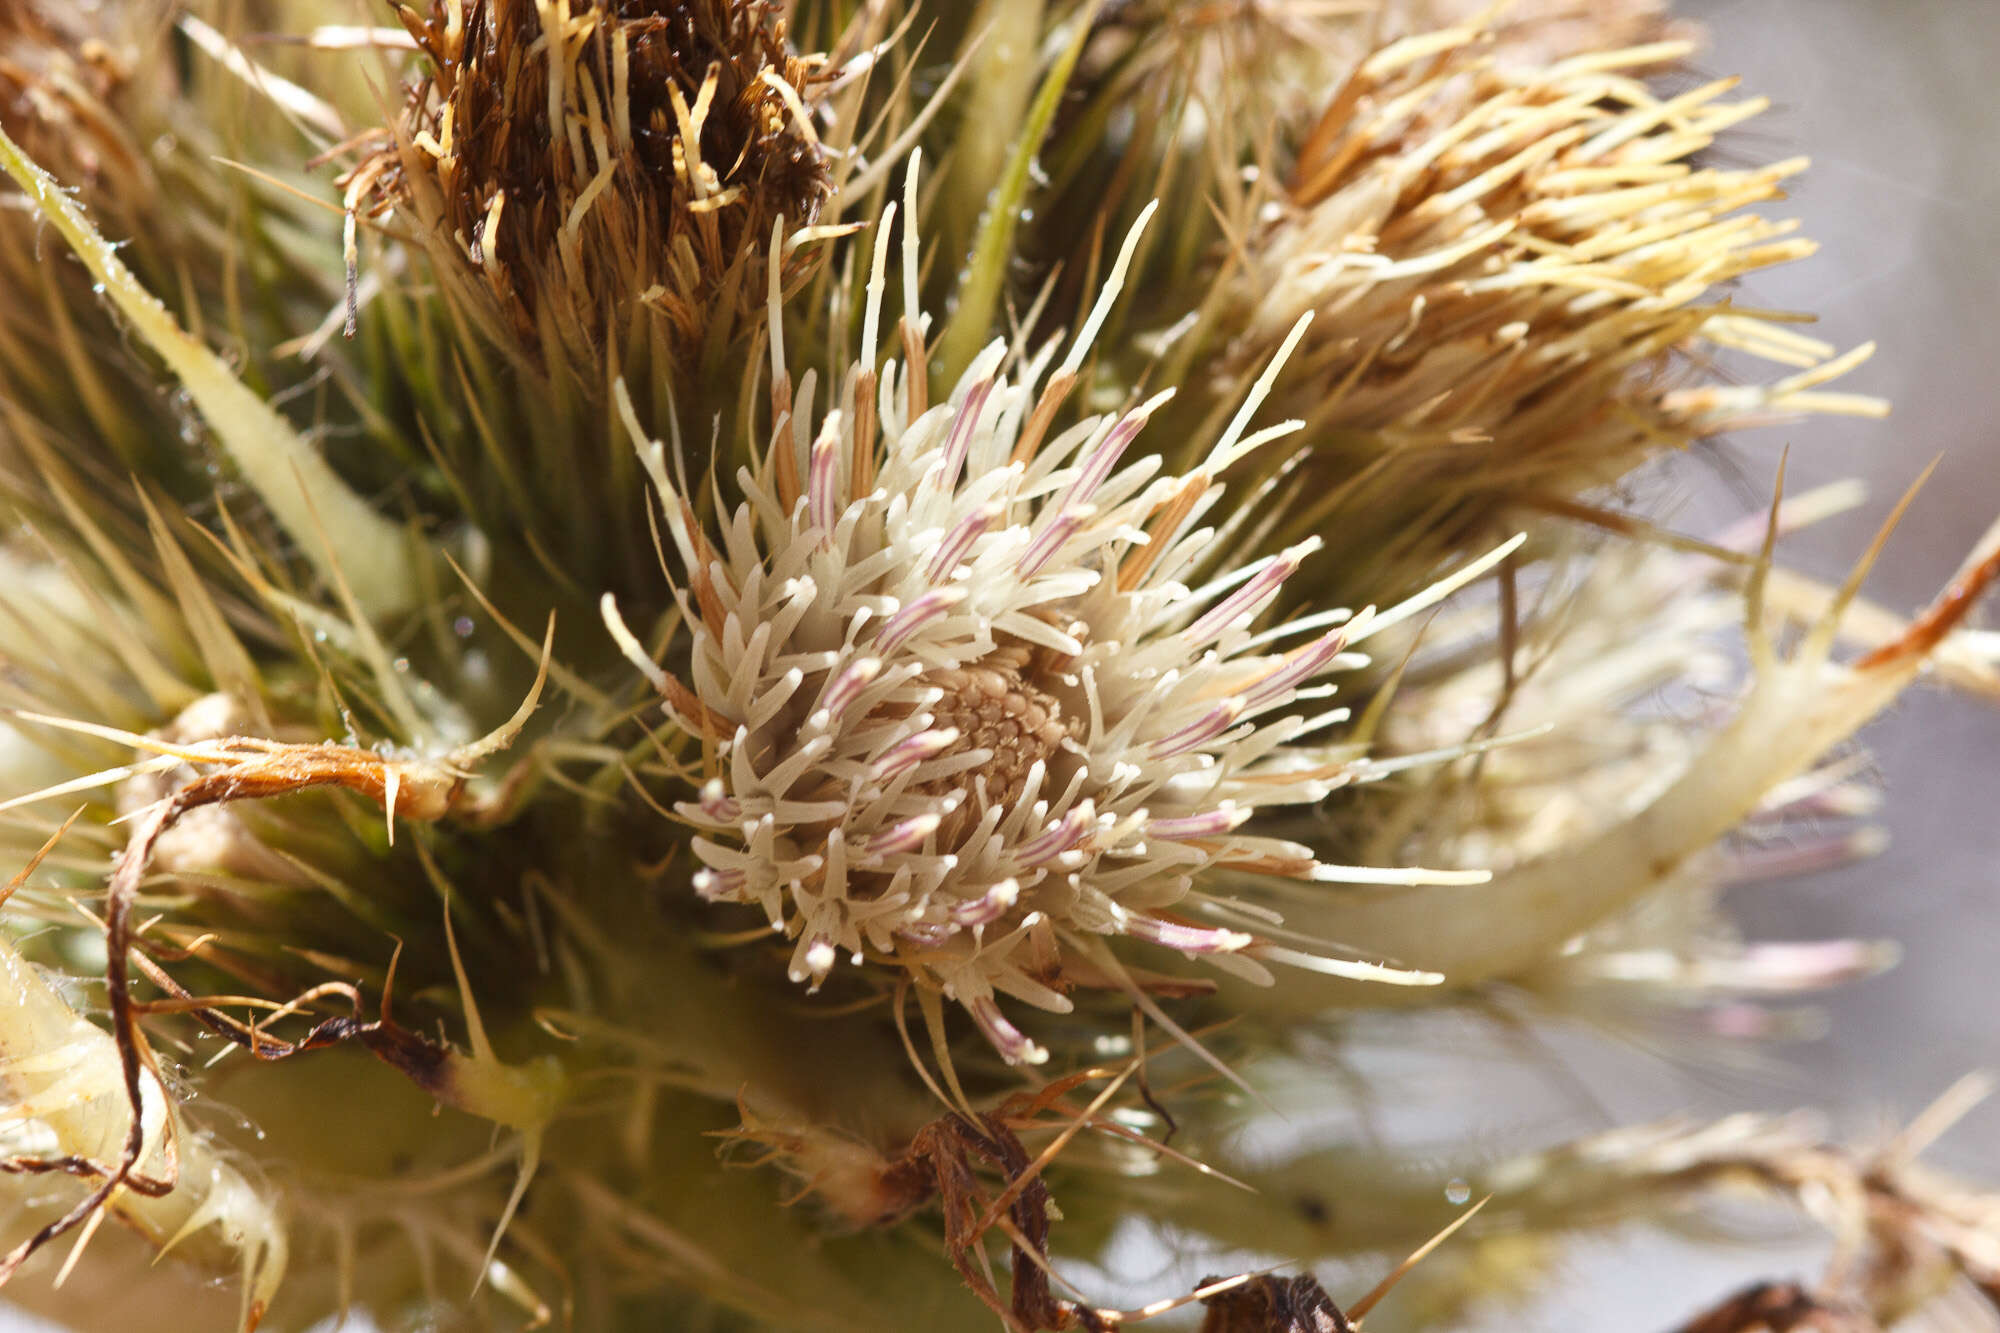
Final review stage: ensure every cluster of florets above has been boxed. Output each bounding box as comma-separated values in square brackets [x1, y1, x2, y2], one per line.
[615, 198, 1488, 1062]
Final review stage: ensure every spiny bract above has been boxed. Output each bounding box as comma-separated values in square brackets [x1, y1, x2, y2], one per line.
[617, 192, 1507, 1065]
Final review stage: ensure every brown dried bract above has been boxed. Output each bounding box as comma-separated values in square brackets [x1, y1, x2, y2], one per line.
[0, 736, 468, 1286]
[885, 1110, 1113, 1333]
[0, 0, 148, 201]
[0, 633, 546, 1289]
[1197, 1274, 1352, 1333]
[1670, 1283, 1873, 1333]
[352, 0, 832, 368]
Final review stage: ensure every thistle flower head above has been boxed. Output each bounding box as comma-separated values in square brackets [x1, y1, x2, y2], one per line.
[617, 196, 1462, 1064]
[357, 0, 831, 364]
[1076, 0, 1674, 162]
[1150, 22, 1884, 609]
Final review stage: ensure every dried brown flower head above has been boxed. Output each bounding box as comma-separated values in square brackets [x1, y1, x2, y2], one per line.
[0, 1, 149, 201]
[355, 0, 832, 368]
[1187, 25, 1883, 605]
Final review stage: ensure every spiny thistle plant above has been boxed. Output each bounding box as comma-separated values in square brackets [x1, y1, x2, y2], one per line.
[0, 2, 1994, 1331]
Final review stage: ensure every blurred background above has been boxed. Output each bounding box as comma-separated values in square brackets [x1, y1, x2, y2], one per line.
[1536, 0, 2000, 1325]
[1674, 0, 2000, 1118]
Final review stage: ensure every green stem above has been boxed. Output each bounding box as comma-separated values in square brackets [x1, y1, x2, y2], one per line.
[934, 1, 1097, 385]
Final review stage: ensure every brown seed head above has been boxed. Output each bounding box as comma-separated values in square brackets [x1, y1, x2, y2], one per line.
[356, 0, 832, 368]
[0, 1, 150, 205]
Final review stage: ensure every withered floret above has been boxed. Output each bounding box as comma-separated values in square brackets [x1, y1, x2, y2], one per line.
[0, 1, 147, 198]
[355, 0, 831, 366]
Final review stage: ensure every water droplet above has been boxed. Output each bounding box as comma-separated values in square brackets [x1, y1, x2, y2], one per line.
[392, 657, 410, 673]
[1444, 1178, 1471, 1205]
[452, 615, 476, 638]
[1091, 1033, 1132, 1057]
